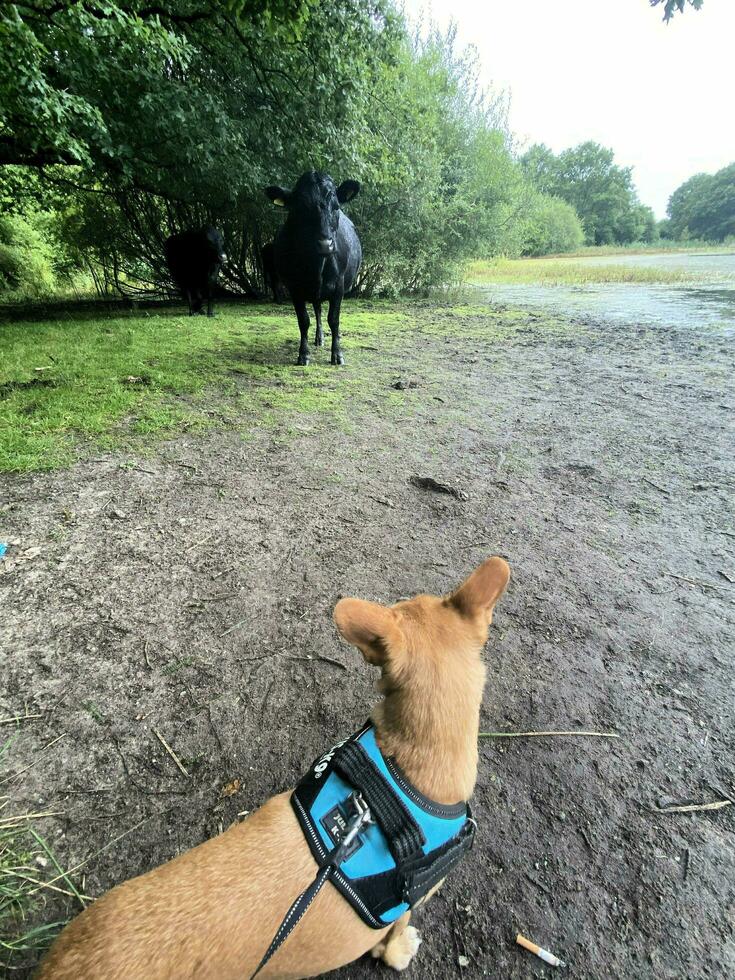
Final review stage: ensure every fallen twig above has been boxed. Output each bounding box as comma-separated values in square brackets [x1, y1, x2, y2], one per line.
[219, 617, 248, 638]
[480, 730, 619, 739]
[642, 477, 670, 495]
[184, 534, 214, 554]
[666, 572, 727, 591]
[316, 654, 348, 670]
[653, 799, 731, 814]
[143, 640, 152, 670]
[152, 728, 189, 778]
[707, 527, 735, 538]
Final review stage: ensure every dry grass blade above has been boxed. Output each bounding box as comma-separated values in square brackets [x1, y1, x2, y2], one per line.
[0, 713, 44, 725]
[0, 810, 63, 827]
[654, 800, 731, 814]
[28, 828, 86, 909]
[480, 730, 620, 739]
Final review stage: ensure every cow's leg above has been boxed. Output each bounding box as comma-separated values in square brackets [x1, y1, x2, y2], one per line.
[293, 300, 311, 366]
[327, 292, 344, 365]
[185, 289, 194, 316]
[206, 288, 214, 317]
[313, 302, 324, 347]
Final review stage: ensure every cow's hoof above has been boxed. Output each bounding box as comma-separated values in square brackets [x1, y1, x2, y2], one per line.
[296, 355, 310, 366]
[331, 353, 345, 366]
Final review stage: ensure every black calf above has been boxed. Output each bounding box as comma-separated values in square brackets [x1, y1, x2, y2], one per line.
[164, 226, 227, 317]
[265, 172, 361, 365]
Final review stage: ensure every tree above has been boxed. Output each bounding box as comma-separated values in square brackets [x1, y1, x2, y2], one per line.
[0, 1, 317, 169]
[667, 164, 735, 241]
[520, 142, 651, 245]
[1, 2, 532, 297]
[651, 0, 704, 22]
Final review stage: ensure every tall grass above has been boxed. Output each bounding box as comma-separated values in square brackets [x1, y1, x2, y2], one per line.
[467, 257, 698, 286]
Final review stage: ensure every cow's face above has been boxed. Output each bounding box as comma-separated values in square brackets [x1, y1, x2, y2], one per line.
[265, 172, 360, 256]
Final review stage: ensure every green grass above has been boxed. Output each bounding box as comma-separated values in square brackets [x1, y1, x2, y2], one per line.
[0, 734, 70, 972]
[0, 303, 414, 473]
[558, 242, 735, 258]
[467, 257, 697, 286]
[0, 297, 583, 473]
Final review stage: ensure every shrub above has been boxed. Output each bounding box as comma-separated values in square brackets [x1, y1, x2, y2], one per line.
[0, 213, 56, 298]
[521, 194, 584, 256]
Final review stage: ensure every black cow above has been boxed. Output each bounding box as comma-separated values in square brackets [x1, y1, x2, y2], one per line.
[265, 172, 361, 365]
[164, 226, 227, 317]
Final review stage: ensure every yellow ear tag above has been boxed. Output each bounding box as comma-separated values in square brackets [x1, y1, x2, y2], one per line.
[273, 198, 286, 207]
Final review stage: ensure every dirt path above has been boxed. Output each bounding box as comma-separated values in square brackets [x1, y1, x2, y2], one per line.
[1, 301, 733, 978]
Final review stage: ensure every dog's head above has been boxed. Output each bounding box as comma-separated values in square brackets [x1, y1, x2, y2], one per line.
[333, 557, 510, 801]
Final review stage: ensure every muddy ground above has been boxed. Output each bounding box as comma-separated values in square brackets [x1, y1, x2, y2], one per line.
[1, 300, 734, 978]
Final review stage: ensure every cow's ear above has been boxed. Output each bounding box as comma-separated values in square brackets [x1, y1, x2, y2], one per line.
[336, 180, 360, 204]
[265, 186, 291, 208]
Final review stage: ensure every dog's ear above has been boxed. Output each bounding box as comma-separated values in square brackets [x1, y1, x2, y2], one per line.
[333, 598, 404, 665]
[449, 557, 510, 621]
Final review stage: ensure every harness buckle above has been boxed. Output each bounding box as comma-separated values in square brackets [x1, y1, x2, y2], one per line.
[325, 793, 373, 869]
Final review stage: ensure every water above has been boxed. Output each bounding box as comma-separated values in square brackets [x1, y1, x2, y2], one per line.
[475, 251, 735, 332]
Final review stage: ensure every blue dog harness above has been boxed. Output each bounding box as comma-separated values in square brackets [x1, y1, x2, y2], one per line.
[250, 722, 475, 977]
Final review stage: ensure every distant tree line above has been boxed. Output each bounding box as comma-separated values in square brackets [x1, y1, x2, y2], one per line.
[520, 142, 658, 247]
[663, 164, 735, 242]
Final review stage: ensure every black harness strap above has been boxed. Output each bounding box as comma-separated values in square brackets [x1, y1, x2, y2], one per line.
[332, 740, 426, 863]
[249, 863, 332, 979]
[398, 813, 476, 906]
[249, 793, 373, 980]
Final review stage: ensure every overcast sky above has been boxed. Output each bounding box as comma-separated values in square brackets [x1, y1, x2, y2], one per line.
[400, 0, 735, 217]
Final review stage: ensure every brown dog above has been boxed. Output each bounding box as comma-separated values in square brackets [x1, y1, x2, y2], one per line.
[37, 557, 510, 979]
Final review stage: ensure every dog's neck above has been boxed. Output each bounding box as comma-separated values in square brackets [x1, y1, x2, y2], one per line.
[371, 656, 485, 806]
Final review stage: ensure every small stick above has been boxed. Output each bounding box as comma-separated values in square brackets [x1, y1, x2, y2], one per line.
[317, 654, 348, 670]
[0, 712, 44, 725]
[187, 592, 237, 604]
[642, 477, 670, 495]
[653, 799, 731, 814]
[707, 527, 735, 538]
[480, 730, 619, 739]
[143, 640, 152, 669]
[666, 572, 727, 591]
[516, 933, 565, 968]
[184, 534, 214, 554]
[152, 728, 189, 778]
[219, 617, 248, 638]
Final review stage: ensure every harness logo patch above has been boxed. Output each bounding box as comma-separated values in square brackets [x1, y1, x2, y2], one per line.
[313, 737, 349, 779]
[320, 803, 364, 860]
